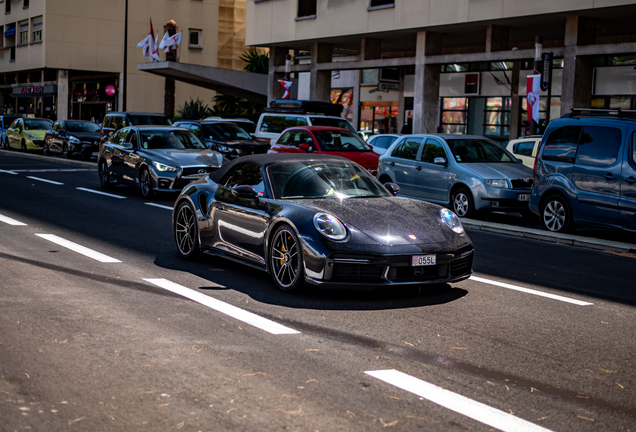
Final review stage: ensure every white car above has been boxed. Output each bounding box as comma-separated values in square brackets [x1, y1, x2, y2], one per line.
[366, 134, 401, 156]
[506, 136, 541, 168]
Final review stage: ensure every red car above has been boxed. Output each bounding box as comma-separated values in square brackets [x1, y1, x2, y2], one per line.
[268, 126, 380, 175]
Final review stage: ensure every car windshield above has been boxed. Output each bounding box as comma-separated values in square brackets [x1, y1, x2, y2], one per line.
[268, 160, 389, 199]
[130, 115, 173, 126]
[313, 130, 371, 152]
[24, 119, 52, 130]
[227, 121, 255, 134]
[66, 121, 100, 133]
[309, 117, 355, 132]
[446, 138, 516, 163]
[202, 123, 251, 141]
[140, 130, 206, 150]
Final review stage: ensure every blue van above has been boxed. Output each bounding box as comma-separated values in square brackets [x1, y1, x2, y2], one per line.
[529, 109, 636, 233]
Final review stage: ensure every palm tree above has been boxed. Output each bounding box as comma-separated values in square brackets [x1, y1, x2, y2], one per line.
[240, 47, 269, 74]
[177, 98, 212, 120]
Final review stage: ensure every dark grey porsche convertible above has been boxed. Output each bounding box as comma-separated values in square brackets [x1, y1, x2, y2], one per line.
[173, 154, 473, 292]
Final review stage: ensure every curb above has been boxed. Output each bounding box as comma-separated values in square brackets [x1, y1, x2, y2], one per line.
[461, 218, 636, 255]
[0, 149, 97, 168]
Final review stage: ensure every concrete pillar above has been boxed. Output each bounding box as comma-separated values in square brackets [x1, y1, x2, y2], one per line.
[361, 38, 381, 61]
[267, 46, 288, 103]
[486, 25, 509, 53]
[397, 75, 405, 133]
[57, 69, 68, 120]
[118, 72, 124, 113]
[352, 69, 361, 130]
[509, 61, 521, 139]
[561, 16, 596, 115]
[413, 31, 441, 134]
[310, 42, 332, 101]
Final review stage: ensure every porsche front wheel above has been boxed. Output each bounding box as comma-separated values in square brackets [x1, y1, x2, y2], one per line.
[270, 224, 304, 292]
[174, 201, 200, 259]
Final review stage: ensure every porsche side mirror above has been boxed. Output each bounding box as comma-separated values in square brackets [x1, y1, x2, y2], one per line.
[298, 143, 312, 153]
[434, 157, 447, 166]
[384, 182, 400, 195]
[232, 185, 258, 199]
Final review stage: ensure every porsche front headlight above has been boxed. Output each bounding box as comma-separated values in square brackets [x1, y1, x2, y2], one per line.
[440, 208, 464, 234]
[313, 213, 347, 241]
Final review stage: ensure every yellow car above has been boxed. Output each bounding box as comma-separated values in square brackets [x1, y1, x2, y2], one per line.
[6, 117, 53, 152]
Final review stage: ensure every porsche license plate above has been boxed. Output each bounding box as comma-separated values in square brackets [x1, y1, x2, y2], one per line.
[517, 194, 530, 202]
[412, 255, 436, 267]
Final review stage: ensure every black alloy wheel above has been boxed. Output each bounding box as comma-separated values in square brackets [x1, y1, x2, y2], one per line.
[540, 194, 574, 233]
[139, 167, 153, 198]
[270, 224, 304, 292]
[98, 161, 114, 190]
[21, 140, 26, 152]
[174, 201, 199, 259]
[452, 187, 475, 218]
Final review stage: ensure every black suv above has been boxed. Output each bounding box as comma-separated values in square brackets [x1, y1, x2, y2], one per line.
[100, 112, 172, 145]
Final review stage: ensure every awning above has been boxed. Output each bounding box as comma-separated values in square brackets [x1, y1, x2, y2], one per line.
[4, 24, 16, 37]
[137, 61, 269, 105]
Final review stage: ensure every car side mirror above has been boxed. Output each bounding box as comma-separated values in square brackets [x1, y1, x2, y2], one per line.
[298, 143, 312, 153]
[384, 182, 400, 195]
[232, 185, 258, 199]
[434, 157, 447, 166]
[121, 142, 134, 150]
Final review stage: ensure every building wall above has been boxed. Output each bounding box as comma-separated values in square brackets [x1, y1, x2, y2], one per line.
[247, 0, 636, 45]
[218, 0, 247, 71]
[0, 0, 47, 72]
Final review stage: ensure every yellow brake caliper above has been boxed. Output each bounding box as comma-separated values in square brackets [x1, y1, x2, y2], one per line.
[280, 242, 286, 266]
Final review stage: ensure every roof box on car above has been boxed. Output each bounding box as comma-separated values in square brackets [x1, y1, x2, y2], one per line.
[266, 99, 343, 117]
[562, 108, 636, 120]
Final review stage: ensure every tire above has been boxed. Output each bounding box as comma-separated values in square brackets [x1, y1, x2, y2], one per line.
[42, 142, 49, 156]
[174, 200, 200, 259]
[269, 224, 304, 292]
[21, 140, 27, 153]
[540, 194, 574, 233]
[98, 160, 114, 190]
[452, 187, 475, 218]
[61, 144, 69, 159]
[139, 167, 154, 198]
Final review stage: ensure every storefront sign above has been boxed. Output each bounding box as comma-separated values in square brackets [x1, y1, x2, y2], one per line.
[105, 85, 116, 96]
[360, 85, 399, 103]
[378, 82, 399, 92]
[464, 74, 480, 95]
[12, 85, 57, 98]
[541, 52, 553, 91]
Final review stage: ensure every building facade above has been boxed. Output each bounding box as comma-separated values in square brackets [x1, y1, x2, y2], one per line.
[247, 0, 636, 140]
[0, 0, 247, 121]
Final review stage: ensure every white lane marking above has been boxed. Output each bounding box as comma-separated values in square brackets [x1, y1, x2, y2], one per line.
[145, 202, 173, 210]
[470, 276, 593, 306]
[26, 176, 64, 185]
[0, 169, 18, 175]
[366, 370, 554, 432]
[76, 187, 126, 199]
[0, 214, 27, 226]
[35, 234, 121, 263]
[144, 278, 300, 335]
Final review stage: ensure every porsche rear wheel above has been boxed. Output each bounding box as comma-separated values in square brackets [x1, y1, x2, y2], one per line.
[270, 224, 304, 292]
[175, 201, 200, 259]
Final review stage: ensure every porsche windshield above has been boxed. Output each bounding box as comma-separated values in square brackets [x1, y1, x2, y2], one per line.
[268, 161, 389, 199]
[446, 138, 516, 163]
[140, 130, 206, 150]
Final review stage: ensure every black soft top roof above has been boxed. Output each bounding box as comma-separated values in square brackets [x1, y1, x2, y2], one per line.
[209, 153, 350, 184]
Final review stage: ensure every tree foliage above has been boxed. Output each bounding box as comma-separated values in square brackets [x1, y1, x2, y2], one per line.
[177, 98, 212, 120]
[240, 47, 269, 74]
[211, 94, 264, 117]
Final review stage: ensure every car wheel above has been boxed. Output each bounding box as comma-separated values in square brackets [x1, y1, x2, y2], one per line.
[270, 224, 304, 292]
[42, 142, 49, 156]
[139, 167, 154, 198]
[174, 200, 200, 259]
[61, 144, 69, 159]
[452, 187, 475, 218]
[540, 194, 574, 233]
[21, 140, 27, 152]
[98, 160, 114, 190]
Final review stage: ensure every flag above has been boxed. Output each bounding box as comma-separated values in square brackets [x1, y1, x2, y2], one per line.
[136, 34, 152, 60]
[160, 31, 182, 53]
[527, 74, 541, 126]
[150, 32, 161, 62]
[489, 72, 505, 86]
[278, 80, 293, 99]
[159, 31, 170, 50]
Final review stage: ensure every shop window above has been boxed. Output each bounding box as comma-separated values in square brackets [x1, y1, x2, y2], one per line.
[297, 0, 316, 18]
[361, 69, 379, 84]
[31, 16, 41, 42]
[521, 96, 561, 136]
[442, 64, 469, 73]
[330, 88, 353, 121]
[440, 98, 468, 134]
[18, 20, 28, 45]
[483, 97, 511, 141]
[188, 29, 202, 49]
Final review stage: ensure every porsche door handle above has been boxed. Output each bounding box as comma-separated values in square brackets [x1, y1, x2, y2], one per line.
[626, 176, 636, 185]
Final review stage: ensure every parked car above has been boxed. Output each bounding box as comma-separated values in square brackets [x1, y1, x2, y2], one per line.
[0, 115, 23, 149]
[268, 126, 380, 176]
[506, 136, 541, 168]
[173, 121, 269, 159]
[44, 120, 101, 159]
[367, 134, 401, 156]
[530, 109, 636, 233]
[378, 134, 533, 218]
[100, 112, 172, 145]
[97, 125, 223, 198]
[173, 153, 473, 292]
[255, 99, 355, 144]
[209, 118, 256, 135]
[5, 118, 53, 152]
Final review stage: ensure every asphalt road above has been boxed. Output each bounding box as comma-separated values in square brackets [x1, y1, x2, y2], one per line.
[1, 151, 635, 431]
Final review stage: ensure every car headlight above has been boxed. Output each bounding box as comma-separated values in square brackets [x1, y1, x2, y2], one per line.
[485, 179, 509, 188]
[440, 208, 464, 234]
[153, 161, 178, 172]
[216, 144, 236, 154]
[68, 136, 81, 144]
[313, 213, 347, 241]
[25, 133, 37, 140]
